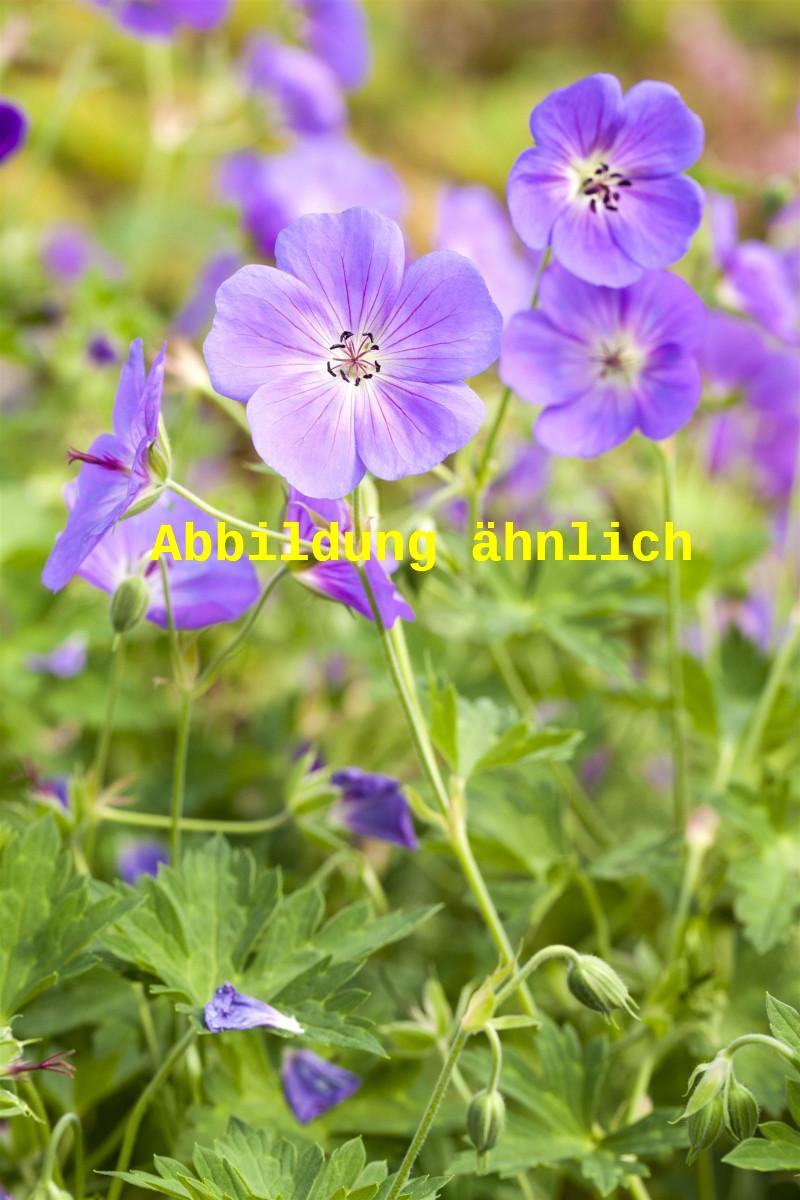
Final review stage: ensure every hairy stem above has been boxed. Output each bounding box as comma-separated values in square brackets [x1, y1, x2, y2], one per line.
[96, 805, 290, 835]
[169, 690, 192, 862]
[166, 479, 315, 553]
[93, 635, 125, 790]
[656, 440, 688, 831]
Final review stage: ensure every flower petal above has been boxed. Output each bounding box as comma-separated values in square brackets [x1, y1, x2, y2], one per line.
[247, 372, 362, 498]
[354, 378, 484, 482]
[282, 1050, 361, 1124]
[529, 73, 623, 158]
[551, 203, 643, 286]
[634, 344, 701, 439]
[507, 146, 572, 251]
[610, 81, 704, 177]
[275, 207, 404, 339]
[500, 309, 593, 408]
[622, 270, 706, 356]
[534, 383, 637, 456]
[610, 175, 704, 271]
[378, 250, 502, 382]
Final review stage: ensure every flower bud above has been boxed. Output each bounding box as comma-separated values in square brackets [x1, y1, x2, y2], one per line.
[566, 954, 638, 1020]
[148, 431, 172, 483]
[467, 1088, 506, 1167]
[687, 1094, 724, 1163]
[725, 1076, 759, 1142]
[110, 576, 150, 633]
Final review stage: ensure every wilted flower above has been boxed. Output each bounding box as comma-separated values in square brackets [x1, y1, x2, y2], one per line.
[4, 1050, 75, 1079]
[118, 841, 169, 883]
[0, 98, 27, 163]
[293, 0, 370, 89]
[204, 982, 303, 1035]
[332, 766, 418, 848]
[26, 634, 87, 678]
[241, 35, 346, 135]
[281, 1049, 361, 1122]
[508, 74, 704, 286]
[501, 263, 704, 456]
[89, 0, 230, 38]
[42, 339, 166, 592]
[566, 953, 638, 1019]
[205, 206, 501, 498]
[286, 490, 414, 628]
[435, 185, 541, 325]
[219, 138, 405, 260]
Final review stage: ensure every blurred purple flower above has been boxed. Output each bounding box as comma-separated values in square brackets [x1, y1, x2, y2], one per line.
[173, 251, 242, 339]
[90, 0, 230, 37]
[204, 982, 303, 1034]
[42, 339, 165, 592]
[87, 334, 118, 365]
[205, 207, 501, 497]
[241, 35, 345, 134]
[219, 137, 405, 260]
[282, 1049, 361, 1123]
[508, 74, 704, 286]
[37, 777, 70, 811]
[579, 747, 611, 792]
[770, 195, 800, 294]
[332, 766, 418, 849]
[0, 98, 27, 162]
[293, 0, 370, 89]
[26, 634, 88, 678]
[72, 491, 260, 629]
[41, 225, 122, 284]
[286, 489, 414, 628]
[501, 263, 704, 456]
[435, 184, 540, 324]
[118, 841, 169, 883]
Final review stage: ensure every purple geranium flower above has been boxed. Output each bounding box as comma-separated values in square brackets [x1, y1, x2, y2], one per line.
[118, 841, 169, 883]
[219, 137, 405, 260]
[241, 35, 345, 135]
[42, 339, 166, 592]
[173, 251, 242, 340]
[204, 982, 303, 1035]
[332, 767, 418, 849]
[87, 334, 118, 365]
[435, 184, 540, 325]
[282, 1049, 361, 1123]
[293, 0, 370, 89]
[205, 206, 501, 497]
[41, 225, 122, 284]
[508, 74, 704, 286]
[500, 263, 704, 456]
[71, 490, 260, 629]
[0, 99, 27, 162]
[26, 633, 88, 678]
[90, 0, 229, 37]
[287, 490, 414, 628]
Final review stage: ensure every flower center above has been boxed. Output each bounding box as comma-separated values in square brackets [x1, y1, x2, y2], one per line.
[594, 338, 642, 383]
[326, 330, 381, 387]
[581, 161, 632, 214]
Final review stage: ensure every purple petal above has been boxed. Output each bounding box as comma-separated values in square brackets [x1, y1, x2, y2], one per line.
[114, 1, 182, 37]
[242, 36, 346, 135]
[634, 344, 702, 439]
[722, 241, 798, 343]
[609, 81, 704, 177]
[118, 841, 169, 884]
[332, 767, 418, 848]
[622, 269, 707, 356]
[610, 174, 704, 271]
[178, 0, 229, 29]
[702, 311, 768, 391]
[535, 382, 638, 456]
[529, 73, 623, 158]
[173, 251, 242, 339]
[26, 634, 88, 678]
[507, 146, 571, 251]
[204, 982, 303, 1034]
[377, 250, 502, 382]
[551, 202, 644, 287]
[501, 309, 596, 408]
[295, 0, 370, 89]
[708, 193, 738, 262]
[748, 350, 800, 414]
[282, 1049, 361, 1123]
[0, 99, 27, 162]
[113, 339, 165, 449]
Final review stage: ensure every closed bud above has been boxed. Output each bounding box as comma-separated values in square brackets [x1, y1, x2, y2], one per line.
[566, 954, 638, 1020]
[110, 576, 150, 634]
[687, 1094, 724, 1163]
[725, 1076, 759, 1142]
[467, 1088, 506, 1166]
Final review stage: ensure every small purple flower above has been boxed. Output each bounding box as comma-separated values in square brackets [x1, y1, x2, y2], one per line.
[26, 634, 88, 678]
[293, 0, 370, 89]
[90, 0, 230, 38]
[173, 252, 242, 339]
[118, 840, 169, 883]
[710, 194, 798, 344]
[219, 137, 405, 260]
[508, 74, 704, 286]
[37, 777, 70, 811]
[241, 36, 345, 135]
[42, 338, 166, 592]
[87, 334, 118, 365]
[40, 225, 122, 284]
[332, 767, 418, 849]
[204, 982, 303, 1035]
[281, 1049, 361, 1123]
[0, 99, 27, 163]
[286, 489, 414, 628]
[501, 263, 704, 456]
[71, 491, 260, 629]
[205, 206, 501, 498]
[435, 184, 541, 325]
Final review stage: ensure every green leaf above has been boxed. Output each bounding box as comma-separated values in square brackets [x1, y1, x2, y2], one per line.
[471, 724, 582, 775]
[729, 840, 800, 953]
[766, 994, 800, 1055]
[723, 1122, 800, 1171]
[0, 1086, 41, 1121]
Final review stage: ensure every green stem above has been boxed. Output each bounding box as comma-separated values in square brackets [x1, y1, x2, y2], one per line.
[40, 1112, 84, 1200]
[169, 690, 192, 862]
[574, 871, 611, 958]
[723, 1032, 800, 1072]
[666, 839, 707, 963]
[93, 635, 125, 789]
[656, 440, 688, 831]
[107, 1027, 196, 1200]
[96, 805, 289, 835]
[626, 1178, 654, 1200]
[696, 1150, 716, 1200]
[495, 943, 580, 1008]
[485, 1023, 503, 1092]
[735, 605, 800, 778]
[193, 568, 288, 693]
[386, 1026, 470, 1200]
[166, 480, 315, 553]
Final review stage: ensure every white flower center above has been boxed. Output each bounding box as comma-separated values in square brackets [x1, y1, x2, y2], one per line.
[326, 330, 382, 387]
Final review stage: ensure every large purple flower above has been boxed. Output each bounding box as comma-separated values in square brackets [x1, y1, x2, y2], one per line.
[501, 264, 705, 456]
[118, 841, 169, 883]
[72, 491, 260, 629]
[26, 634, 88, 678]
[293, 0, 370, 89]
[89, 0, 229, 37]
[435, 184, 540, 325]
[205, 207, 501, 498]
[241, 36, 345, 135]
[42, 339, 166, 592]
[332, 767, 418, 849]
[508, 74, 704, 287]
[286, 490, 413, 628]
[204, 982, 303, 1035]
[219, 137, 405, 260]
[0, 99, 27, 163]
[282, 1049, 361, 1123]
